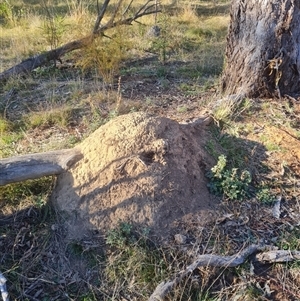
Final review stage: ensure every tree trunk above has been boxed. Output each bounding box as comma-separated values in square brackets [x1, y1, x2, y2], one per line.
[222, 0, 300, 98]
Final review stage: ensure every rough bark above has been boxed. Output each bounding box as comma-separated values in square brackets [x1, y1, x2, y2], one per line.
[222, 0, 300, 98]
[0, 0, 159, 83]
[0, 148, 83, 186]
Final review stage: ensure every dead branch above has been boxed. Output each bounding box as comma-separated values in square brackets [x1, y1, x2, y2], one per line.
[0, 36, 93, 83]
[0, 148, 82, 186]
[0, 0, 160, 83]
[254, 249, 300, 263]
[148, 244, 300, 301]
[93, 0, 111, 33]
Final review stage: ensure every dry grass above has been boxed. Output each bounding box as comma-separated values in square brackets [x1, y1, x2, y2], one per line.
[1, 1, 300, 301]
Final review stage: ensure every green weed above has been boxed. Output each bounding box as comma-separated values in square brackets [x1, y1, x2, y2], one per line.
[277, 227, 300, 250]
[211, 96, 251, 125]
[245, 284, 265, 299]
[106, 222, 134, 248]
[205, 139, 220, 160]
[259, 134, 281, 151]
[78, 26, 131, 83]
[256, 186, 274, 204]
[42, 13, 67, 50]
[149, 13, 174, 64]
[206, 124, 248, 169]
[0, 131, 24, 158]
[207, 155, 252, 200]
[177, 105, 188, 113]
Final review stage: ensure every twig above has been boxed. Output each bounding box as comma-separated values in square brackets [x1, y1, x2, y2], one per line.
[135, 0, 153, 16]
[123, 0, 134, 15]
[93, 0, 111, 33]
[108, 0, 125, 26]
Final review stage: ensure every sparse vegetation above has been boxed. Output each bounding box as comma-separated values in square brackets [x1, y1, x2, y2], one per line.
[0, 1, 300, 301]
[256, 186, 275, 204]
[104, 223, 170, 298]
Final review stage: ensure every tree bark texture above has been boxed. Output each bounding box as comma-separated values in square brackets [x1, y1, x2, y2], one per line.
[0, 148, 83, 186]
[222, 0, 300, 98]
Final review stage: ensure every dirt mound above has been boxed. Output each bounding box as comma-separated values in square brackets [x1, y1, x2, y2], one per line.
[51, 112, 217, 240]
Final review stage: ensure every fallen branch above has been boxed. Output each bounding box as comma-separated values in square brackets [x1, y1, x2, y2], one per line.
[0, 148, 82, 186]
[254, 249, 300, 263]
[0, 36, 93, 83]
[0, 0, 160, 83]
[148, 244, 300, 301]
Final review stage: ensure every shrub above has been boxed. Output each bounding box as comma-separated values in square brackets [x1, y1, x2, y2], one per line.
[207, 155, 252, 200]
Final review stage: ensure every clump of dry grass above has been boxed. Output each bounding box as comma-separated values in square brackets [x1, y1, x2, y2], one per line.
[177, 3, 199, 24]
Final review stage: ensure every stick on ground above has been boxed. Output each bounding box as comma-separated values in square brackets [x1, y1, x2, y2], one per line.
[148, 244, 300, 301]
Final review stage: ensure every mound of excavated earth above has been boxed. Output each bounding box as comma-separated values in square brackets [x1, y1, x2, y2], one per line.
[51, 112, 217, 240]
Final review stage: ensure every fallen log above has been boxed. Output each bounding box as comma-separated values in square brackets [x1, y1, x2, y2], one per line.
[148, 245, 300, 301]
[0, 148, 83, 186]
[0, 36, 93, 82]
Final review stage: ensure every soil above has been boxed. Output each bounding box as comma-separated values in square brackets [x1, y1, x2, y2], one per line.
[51, 112, 218, 240]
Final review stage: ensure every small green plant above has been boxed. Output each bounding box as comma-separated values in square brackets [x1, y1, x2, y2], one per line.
[42, 15, 66, 50]
[245, 284, 265, 299]
[149, 13, 175, 64]
[207, 155, 252, 200]
[256, 186, 274, 204]
[106, 222, 134, 248]
[177, 105, 188, 113]
[0, 127, 24, 158]
[259, 134, 281, 151]
[212, 97, 252, 125]
[205, 139, 220, 160]
[32, 65, 59, 78]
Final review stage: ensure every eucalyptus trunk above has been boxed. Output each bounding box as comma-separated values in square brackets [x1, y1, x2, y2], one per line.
[222, 0, 300, 98]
